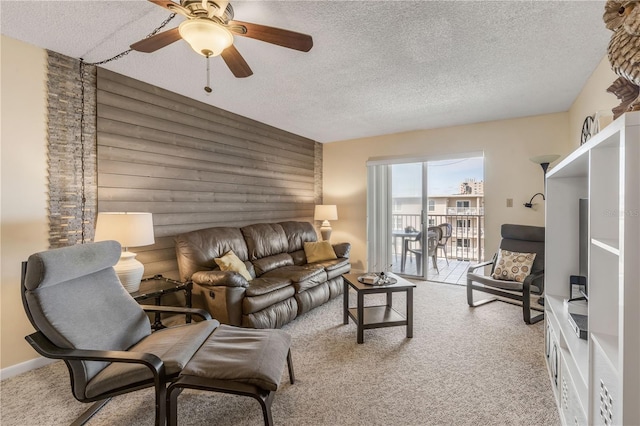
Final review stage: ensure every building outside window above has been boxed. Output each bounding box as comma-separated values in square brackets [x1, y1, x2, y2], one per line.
[456, 219, 471, 228]
[456, 238, 470, 248]
[456, 200, 470, 214]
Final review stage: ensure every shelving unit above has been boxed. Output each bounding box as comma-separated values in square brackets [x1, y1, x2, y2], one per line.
[544, 111, 640, 425]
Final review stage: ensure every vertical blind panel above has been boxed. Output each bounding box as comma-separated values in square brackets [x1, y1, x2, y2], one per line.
[366, 164, 392, 272]
[97, 68, 321, 276]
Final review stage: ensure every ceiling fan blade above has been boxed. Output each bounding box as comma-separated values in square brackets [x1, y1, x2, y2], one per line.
[148, 0, 191, 17]
[229, 20, 313, 52]
[221, 45, 253, 78]
[130, 27, 182, 53]
[148, 0, 177, 11]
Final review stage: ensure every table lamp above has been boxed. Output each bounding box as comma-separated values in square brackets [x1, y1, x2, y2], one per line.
[314, 205, 338, 241]
[94, 212, 155, 293]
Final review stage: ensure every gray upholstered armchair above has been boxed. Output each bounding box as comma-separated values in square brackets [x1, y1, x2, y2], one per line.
[467, 224, 545, 324]
[21, 241, 294, 426]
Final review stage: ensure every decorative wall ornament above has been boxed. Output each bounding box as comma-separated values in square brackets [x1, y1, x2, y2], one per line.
[580, 115, 594, 145]
[604, 0, 640, 118]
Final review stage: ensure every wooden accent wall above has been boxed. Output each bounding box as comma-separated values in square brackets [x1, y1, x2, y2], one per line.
[96, 68, 322, 277]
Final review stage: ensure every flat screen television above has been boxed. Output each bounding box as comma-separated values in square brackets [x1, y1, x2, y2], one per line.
[578, 198, 589, 300]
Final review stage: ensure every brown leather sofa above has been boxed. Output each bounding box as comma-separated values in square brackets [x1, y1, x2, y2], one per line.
[175, 221, 351, 328]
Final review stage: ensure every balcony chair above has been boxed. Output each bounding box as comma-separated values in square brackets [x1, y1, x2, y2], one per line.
[436, 223, 452, 265]
[21, 241, 294, 426]
[404, 226, 441, 275]
[467, 224, 545, 324]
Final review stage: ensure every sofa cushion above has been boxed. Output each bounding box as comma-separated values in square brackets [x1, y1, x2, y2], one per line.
[215, 250, 253, 281]
[263, 265, 327, 293]
[279, 221, 318, 252]
[295, 282, 331, 315]
[304, 241, 338, 263]
[245, 276, 292, 297]
[243, 298, 298, 329]
[289, 249, 307, 266]
[241, 223, 289, 260]
[252, 253, 295, 276]
[175, 227, 249, 282]
[243, 286, 296, 314]
[311, 257, 352, 280]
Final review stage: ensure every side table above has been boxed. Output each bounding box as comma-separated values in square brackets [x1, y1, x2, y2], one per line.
[131, 275, 193, 330]
[342, 273, 416, 344]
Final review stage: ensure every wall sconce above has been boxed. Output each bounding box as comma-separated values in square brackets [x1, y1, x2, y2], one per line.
[94, 212, 155, 293]
[524, 154, 560, 208]
[524, 192, 545, 208]
[314, 205, 338, 241]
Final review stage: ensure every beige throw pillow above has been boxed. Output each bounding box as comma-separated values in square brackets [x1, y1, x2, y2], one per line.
[492, 249, 536, 282]
[304, 241, 337, 263]
[214, 250, 252, 281]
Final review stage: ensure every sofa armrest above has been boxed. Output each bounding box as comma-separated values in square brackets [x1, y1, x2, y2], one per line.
[332, 242, 351, 258]
[191, 270, 250, 288]
[191, 276, 246, 327]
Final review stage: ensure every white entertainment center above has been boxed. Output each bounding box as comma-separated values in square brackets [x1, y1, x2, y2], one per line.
[545, 111, 640, 425]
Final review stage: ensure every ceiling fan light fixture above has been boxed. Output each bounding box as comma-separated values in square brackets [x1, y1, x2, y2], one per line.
[179, 18, 233, 57]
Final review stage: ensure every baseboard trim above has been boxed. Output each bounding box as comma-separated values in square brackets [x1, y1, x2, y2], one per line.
[1, 357, 57, 381]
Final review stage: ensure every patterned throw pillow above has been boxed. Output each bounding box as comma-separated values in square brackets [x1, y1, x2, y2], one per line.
[491, 249, 536, 282]
[215, 250, 252, 281]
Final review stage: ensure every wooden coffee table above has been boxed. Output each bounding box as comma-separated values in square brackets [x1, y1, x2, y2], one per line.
[342, 273, 416, 344]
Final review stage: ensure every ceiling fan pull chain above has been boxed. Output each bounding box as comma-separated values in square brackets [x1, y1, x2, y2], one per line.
[204, 55, 213, 93]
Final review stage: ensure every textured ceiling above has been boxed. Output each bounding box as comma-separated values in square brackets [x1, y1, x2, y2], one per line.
[1, 0, 612, 143]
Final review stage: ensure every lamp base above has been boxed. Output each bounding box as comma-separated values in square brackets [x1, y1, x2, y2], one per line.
[113, 251, 144, 293]
[320, 220, 333, 241]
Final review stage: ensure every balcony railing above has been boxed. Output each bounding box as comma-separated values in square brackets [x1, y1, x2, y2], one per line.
[392, 213, 484, 262]
[446, 207, 484, 215]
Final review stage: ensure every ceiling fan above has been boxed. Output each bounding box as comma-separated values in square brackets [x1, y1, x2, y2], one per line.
[130, 0, 313, 78]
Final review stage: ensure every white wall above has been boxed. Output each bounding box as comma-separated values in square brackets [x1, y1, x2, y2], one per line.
[0, 35, 48, 370]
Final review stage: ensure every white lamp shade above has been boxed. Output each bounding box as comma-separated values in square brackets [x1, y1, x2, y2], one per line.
[94, 212, 154, 293]
[178, 18, 233, 57]
[314, 205, 338, 221]
[94, 212, 155, 248]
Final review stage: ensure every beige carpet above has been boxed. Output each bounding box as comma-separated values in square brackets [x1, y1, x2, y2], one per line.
[1, 281, 560, 425]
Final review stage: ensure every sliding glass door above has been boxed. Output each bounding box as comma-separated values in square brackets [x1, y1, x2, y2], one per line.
[391, 162, 427, 279]
[368, 154, 484, 282]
